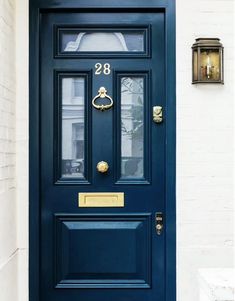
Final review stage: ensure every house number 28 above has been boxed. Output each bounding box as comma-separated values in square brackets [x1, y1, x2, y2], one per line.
[95, 63, 111, 75]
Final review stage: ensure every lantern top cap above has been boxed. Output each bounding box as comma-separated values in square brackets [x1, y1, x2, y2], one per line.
[192, 38, 223, 48]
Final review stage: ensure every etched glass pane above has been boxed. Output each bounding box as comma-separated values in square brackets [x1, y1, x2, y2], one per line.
[62, 77, 85, 178]
[61, 31, 144, 52]
[121, 77, 144, 179]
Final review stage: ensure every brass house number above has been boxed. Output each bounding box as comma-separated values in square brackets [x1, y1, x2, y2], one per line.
[95, 63, 111, 75]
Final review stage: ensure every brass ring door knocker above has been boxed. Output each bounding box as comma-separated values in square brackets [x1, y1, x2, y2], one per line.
[92, 87, 113, 111]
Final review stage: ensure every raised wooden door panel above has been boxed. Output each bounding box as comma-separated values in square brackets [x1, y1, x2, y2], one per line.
[55, 214, 151, 288]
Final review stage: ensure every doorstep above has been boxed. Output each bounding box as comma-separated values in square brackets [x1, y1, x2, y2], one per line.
[198, 268, 235, 301]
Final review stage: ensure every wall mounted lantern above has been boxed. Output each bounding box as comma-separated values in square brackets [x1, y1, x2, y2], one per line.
[192, 38, 224, 84]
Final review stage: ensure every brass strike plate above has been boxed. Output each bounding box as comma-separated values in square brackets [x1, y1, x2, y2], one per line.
[78, 192, 124, 207]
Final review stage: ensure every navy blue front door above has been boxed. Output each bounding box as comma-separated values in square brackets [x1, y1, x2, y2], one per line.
[38, 9, 168, 301]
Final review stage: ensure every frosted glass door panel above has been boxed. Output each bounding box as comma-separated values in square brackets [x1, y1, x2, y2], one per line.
[61, 77, 85, 178]
[121, 77, 144, 179]
[61, 30, 145, 52]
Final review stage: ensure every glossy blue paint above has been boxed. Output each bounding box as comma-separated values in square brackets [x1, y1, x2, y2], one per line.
[30, 1, 176, 301]
[55, 214, 151, 289]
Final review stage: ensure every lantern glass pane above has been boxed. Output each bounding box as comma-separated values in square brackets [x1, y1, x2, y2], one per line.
[193, 50, 198, 81]
[200, 49, 220, 81]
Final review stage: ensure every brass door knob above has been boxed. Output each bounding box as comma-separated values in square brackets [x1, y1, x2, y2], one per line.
[97, 161, 109, 173]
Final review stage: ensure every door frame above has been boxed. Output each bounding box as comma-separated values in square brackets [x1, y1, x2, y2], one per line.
[29, 1, 176, 301]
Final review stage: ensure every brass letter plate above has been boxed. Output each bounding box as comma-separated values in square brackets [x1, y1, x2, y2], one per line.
[78, 192, 124, 207]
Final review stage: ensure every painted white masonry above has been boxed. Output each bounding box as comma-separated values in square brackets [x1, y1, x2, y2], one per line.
[0, 0, 18, 301]
[198, 269, 234, 301]
[176, 0, 234, 300]
[0, 0, 234, 300]
[15, 0, 29, 300]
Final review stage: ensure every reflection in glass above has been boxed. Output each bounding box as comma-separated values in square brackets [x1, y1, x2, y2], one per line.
[62, 77, 85, 178]
[121, 77, 144, 179]
[61, 31, 144, 52]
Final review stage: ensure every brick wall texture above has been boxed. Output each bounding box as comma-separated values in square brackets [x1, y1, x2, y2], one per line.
[176, 0, 234, 300]
[0, 0, 18, 300]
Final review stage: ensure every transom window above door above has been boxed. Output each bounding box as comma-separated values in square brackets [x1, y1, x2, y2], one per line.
[55, 26, 150, 57]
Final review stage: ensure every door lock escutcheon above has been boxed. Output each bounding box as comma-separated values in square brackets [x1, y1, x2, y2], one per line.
[155, 212, 163, 235]
[153, 106, 163, 123]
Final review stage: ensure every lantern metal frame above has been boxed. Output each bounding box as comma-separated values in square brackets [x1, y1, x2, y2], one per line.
[192, 38, 224, 84]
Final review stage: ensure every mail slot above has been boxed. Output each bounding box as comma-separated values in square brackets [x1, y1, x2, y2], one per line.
[78, 192, 124, 207]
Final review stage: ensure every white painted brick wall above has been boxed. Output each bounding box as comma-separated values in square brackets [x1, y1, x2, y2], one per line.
[15, 0, 29, 300]
[176, 0, 234, 300]
[0, 0, 18, 300]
